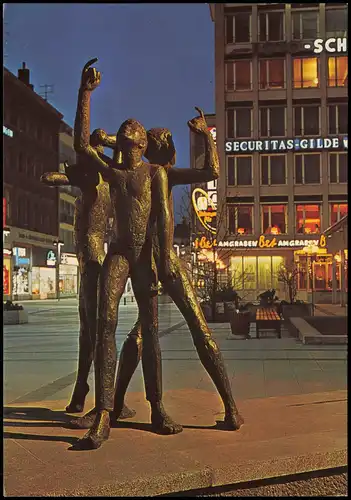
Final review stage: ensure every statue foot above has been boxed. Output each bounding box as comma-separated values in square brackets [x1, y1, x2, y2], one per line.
[72, 410, 110, 450]
[151, 403, 183, 435]
[66, 407, 97, 429]
[65, 382, 89, 413]
[216, 410, 244, 431]
[110, 404, 136, 426]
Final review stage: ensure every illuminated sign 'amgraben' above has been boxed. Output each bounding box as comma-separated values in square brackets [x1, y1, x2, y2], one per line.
[193, 234, 327, 250]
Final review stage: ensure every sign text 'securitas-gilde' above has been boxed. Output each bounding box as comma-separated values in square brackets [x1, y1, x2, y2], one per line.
[225, 137, 348, 154]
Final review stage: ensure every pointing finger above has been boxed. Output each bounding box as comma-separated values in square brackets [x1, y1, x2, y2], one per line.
[195, 106, 205, 119]
[83, 58, 98, 73]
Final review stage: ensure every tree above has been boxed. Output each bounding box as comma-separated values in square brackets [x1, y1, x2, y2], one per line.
[276, 260, 300, 304]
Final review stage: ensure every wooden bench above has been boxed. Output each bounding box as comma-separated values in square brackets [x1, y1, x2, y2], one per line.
[256, 308, 282, 339]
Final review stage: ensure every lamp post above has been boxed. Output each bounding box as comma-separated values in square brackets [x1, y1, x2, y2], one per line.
[54, 240, 64, 301]
[303, 243, 319, 314]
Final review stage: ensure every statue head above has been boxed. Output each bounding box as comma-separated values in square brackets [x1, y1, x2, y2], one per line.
[114, 119, 147, 163]
[145, 128, 176, 166]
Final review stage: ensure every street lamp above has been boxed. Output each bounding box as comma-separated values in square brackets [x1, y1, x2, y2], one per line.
[54, 240, 64, 301]
[303, 243, 319, 314]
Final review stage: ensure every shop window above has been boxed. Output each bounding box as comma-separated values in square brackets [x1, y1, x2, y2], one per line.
[259, 59, 285, 89]
[261, 205, 287, 235]
[295, 153, 321, 184]
[225, 13, 251, 44]
[259, 106, 286, 137]
[227, 108, 252, 138]
[328, 57, 348, 87]
[258, 256, 272, 290]
[292, 10, 319, 39]
[294, 106, 320, 136]
[227, 156, 252, 186]
[328, 104, 348, 135]
[326, 8, 348, 38]
[272, 256, 284, 289]
[230, 257, 244, 290]
[296, 204, 321, 234]
[228, 205, 253, 235]
[225, 60, 252, 91]
[297, 257, 308, 290]
[259, 11, 285, 41]
[330, 203, 348, 225]
[329, 153, 348, 183]
[261, 155, 286, 185]
[243, 256, 256, 290]
[293, 57, 319, 88]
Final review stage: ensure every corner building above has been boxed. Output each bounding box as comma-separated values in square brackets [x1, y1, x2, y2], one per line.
[209, 3, 348, 302]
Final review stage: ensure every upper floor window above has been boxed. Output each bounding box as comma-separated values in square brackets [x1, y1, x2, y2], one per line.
[259, 59, 285, 90]
[329, 153, 348, 183]
[225, 13, 251, 44]
[261, 155, 287, 185]
[330, 203, 348, 225]
[225, 60, 252, 91]
[296, 204, 321, 235]
[261, 205, 287, 234]
[294, 106, 320, 136]
[328, 104, 348, 134]
[326, 8, 348, 38]
[227, 156, 253, 186]
[295, 153, 321, 184]
[328, 56, 348, 87]
[228, 205, 254, 235]
[292, 10, 319, 40]
[259, 11, 285, 42]
[293, 57, 319, 88]
[260, 107, 286, 137]
[227, 108, 252, 138]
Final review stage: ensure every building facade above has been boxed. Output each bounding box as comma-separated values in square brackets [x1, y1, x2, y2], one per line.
[58, 122, 79, 297]
[206, 3, 347, 302]
[3, 63, 63, 300]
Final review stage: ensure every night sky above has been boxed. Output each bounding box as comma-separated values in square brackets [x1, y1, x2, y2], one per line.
[4, 3, 215, 222]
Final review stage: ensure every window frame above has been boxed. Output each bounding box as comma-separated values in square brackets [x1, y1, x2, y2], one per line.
[292, 9, 320, 40]
[227, 204, 254, 235]
[226, 108, 253, 138]
[260, 154, 287, 186]
[259, 106, 287, 138]
[325, 7, 348, 38]
[225, 60, 252, 91]
[258, 10, 285, 42]
[260, 204, 288, 235]
[227, 155, 253, 186]
[293, 57, 320, 89]
[293, 105, 321, 136]
[259, 58, 286, 90]
[328, 104, 348, 135]
[294, 153, 321, 185]
[327, 56, 348, 87]
[295, 203, 322, 234]
[330, 203, 348, 225]
[225, 13, 252, 44]
[329, 152, 348, 183]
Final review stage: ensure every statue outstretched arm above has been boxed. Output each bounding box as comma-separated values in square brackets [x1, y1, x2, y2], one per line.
[168, 107, 219, 187]
[153, 167, 172, 280]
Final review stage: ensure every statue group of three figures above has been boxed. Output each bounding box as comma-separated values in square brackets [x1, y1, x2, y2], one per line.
[42, 59, 243, 450]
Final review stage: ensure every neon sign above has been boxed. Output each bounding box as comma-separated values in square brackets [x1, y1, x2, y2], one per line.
[192, 180, 217, 234]
[225, 137, 348, 154]
[193, 234, 326, 250]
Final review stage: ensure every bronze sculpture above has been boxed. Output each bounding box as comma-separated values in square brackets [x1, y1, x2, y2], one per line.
[72, 61, 182, 449]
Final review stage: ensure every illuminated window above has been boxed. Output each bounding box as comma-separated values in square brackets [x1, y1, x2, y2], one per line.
[329, 153, 348, 183]
[261, 155, 286, 185]
[294, 106, 320, 136]
[292, 11, 319, 39]
[296, 204, 321, 234]
[328, 57, 348, 87]
[328, 104, 348, 134]
[259, 59, 285, 89]
[293, 58, 319, 88]
[225, 13, 251, 44]
[259, 11, 285, 41]
[295, 154, 321, 184]
[227, 108, 252, 138]
[326, 8, 348, 38]
[228, 205, 253, 235]
[225, 60, 252, 91]
[261, 205, 287, 234]
[227, 156, 252, 186]
[330, 203, 348, 225]
[260, 106, 286, 137]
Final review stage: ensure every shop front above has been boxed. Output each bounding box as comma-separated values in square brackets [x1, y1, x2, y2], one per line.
[12, 246, 32, 300]
[31, 247, 57, 299]
[59, 252, 79, 297]
[3, 248, 12, 300]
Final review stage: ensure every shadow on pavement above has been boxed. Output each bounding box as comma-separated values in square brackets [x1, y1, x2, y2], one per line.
[4, 431, 78, 446]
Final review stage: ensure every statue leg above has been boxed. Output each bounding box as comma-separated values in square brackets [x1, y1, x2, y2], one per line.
[110, 318, 142, 424]
[73, 253, 129, 450]
[162, 250, 243, 430]
[131, 261, 182, 435]
[66, 274, 95, 413]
